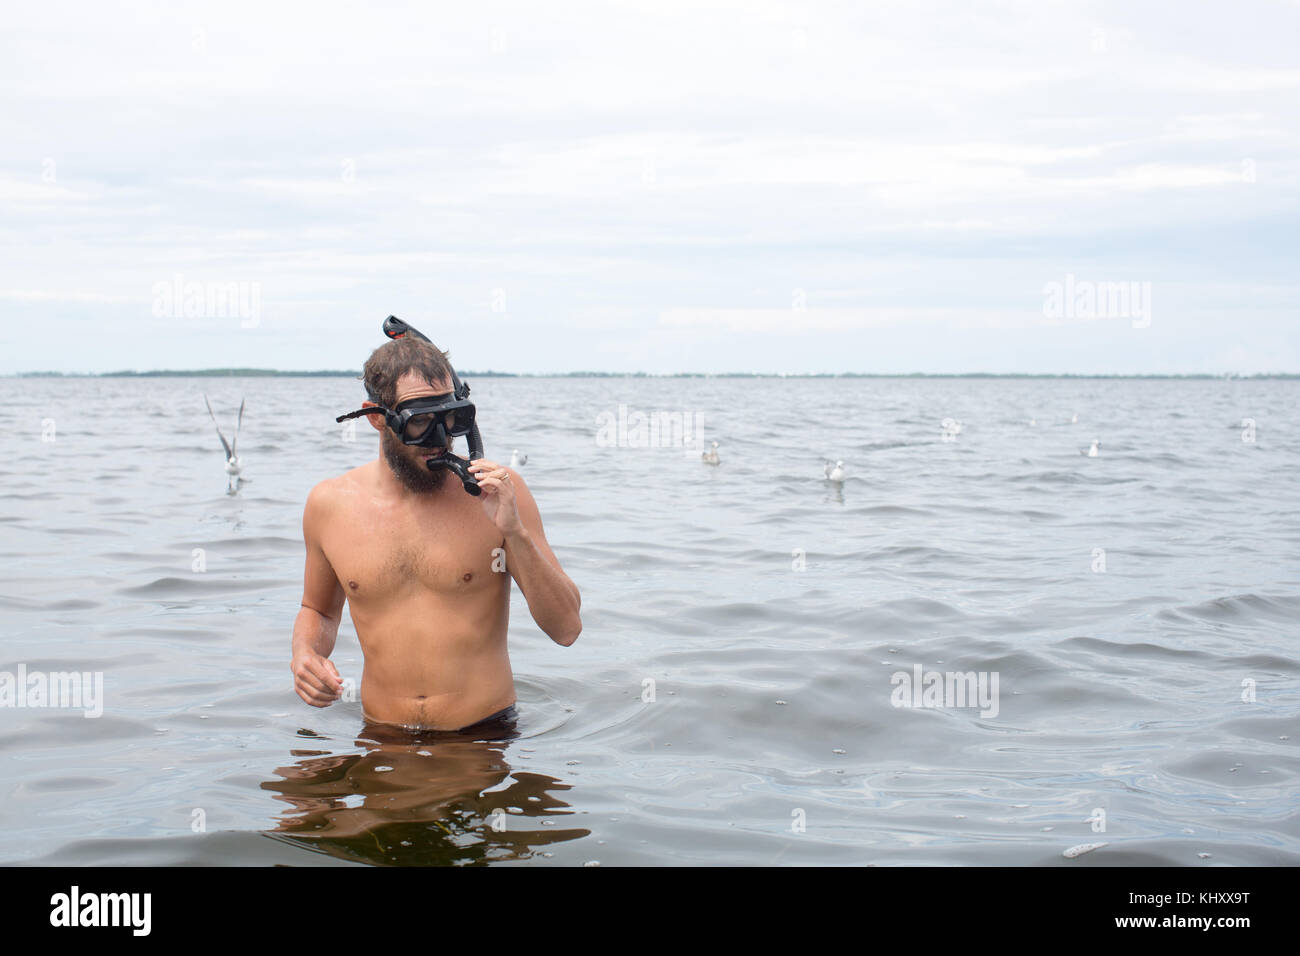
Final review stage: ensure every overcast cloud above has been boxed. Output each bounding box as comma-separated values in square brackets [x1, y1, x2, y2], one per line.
[1, 0, 1297, 374]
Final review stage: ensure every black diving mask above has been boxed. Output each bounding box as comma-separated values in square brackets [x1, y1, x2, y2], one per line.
[335, 316, 486, 495]
[338, 393, 477, 449]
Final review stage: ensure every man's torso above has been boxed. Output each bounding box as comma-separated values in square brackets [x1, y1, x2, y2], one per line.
[315, 461, 515, 730]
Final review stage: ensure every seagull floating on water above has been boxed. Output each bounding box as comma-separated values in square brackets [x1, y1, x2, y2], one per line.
[510, 449, 527, 468]
[1069, 412, 1079, 424]
[824, 460, 846, 482]
[941, 417, 963, 438]
[701, 441, 720, 465]
[1082, 439, 1100, 457]
[205, 395, 245, 485]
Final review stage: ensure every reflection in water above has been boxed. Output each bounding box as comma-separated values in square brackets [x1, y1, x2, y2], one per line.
[824, 480, 845, 506]
[261, 718, 589, 866]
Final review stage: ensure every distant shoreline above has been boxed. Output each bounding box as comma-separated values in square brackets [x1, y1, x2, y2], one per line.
[5, 370, 1298, 380]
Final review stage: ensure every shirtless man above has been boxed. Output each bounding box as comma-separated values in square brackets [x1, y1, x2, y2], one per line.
[290, 334, 581, 732]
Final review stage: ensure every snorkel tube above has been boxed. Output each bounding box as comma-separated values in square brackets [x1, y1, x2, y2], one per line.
[380, 315, 485, 496]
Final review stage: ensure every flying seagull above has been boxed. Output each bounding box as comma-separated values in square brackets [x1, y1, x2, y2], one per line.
[205, 395, 245, 485]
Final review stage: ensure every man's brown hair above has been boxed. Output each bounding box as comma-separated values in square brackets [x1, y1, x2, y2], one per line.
[361, 336, 455, 406]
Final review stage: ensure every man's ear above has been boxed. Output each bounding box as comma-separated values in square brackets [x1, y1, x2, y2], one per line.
[362, 400, 385, 432]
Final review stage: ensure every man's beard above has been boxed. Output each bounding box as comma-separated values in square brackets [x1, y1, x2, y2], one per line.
[381, 430, 450, 494]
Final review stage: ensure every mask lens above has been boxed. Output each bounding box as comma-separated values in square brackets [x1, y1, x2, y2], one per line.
[403, 413, 435, 441]
[445, 406, 474, 435]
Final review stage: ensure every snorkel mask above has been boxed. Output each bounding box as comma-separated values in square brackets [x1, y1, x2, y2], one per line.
[335, 316, 486, 495]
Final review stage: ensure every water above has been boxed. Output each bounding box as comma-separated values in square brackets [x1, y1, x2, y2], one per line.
[1, 375, 1297, 866]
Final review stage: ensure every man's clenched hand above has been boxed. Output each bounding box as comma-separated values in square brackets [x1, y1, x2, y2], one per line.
[292, 649, 343, 707]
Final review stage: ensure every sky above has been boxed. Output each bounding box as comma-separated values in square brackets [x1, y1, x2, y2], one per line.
[1, 0, 1297, 375]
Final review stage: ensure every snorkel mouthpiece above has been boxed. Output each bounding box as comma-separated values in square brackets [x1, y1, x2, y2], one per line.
[336, 315, 486, 495]
[424, 452, 482, 495]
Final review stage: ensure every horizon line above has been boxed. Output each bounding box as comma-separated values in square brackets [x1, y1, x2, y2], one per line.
[5, 369, 1298, 380]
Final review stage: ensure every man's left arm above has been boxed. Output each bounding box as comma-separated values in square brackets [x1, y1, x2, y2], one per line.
[470, 460, 582, 646]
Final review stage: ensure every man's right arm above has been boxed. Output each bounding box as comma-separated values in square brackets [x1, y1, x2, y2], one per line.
[292, 482, 346, 707]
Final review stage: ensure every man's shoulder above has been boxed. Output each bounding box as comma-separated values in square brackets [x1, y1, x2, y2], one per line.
[502, 464, 534, 498]
[306, 463, 373, 513]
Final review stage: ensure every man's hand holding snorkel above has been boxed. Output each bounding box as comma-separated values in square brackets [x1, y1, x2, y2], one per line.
[468, 459, 522, 534]
[469, 456, 583, 646]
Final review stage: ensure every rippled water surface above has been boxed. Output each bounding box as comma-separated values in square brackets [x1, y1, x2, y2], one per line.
[1, 375, 1297, 865]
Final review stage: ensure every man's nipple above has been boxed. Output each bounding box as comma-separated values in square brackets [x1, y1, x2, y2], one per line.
[348, 580, 359, 590]
[462, 572, 473, 583]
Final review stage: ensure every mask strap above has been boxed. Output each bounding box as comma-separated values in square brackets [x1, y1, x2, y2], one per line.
[336, 405, 390, 423]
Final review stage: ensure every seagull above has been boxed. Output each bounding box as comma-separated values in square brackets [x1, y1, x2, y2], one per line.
[1070, 412, 1079, 424]
[701, 441, 720, 465]
[1082, 439, 1100, 457]
[204, 395, 244, 484]
[510, 449, 527, 468]
[824, 460, 846, 482]
[941, 418, 962, 439]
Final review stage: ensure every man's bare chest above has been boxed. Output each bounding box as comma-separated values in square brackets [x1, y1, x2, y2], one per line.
[321, 495, 505, 603]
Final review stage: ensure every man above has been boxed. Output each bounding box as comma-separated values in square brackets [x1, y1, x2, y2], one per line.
[291, 333, 581, 733]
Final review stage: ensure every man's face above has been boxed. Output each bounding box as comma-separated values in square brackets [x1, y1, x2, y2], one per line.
[373, 371, 457, 494]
